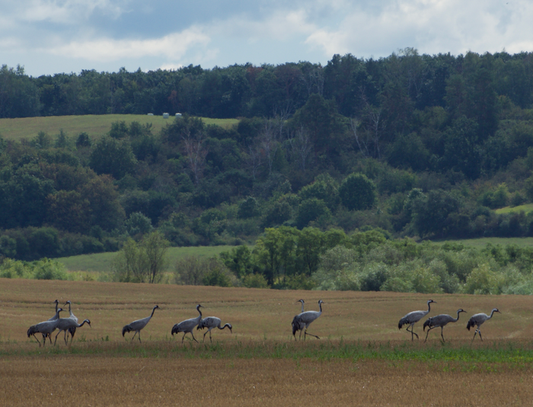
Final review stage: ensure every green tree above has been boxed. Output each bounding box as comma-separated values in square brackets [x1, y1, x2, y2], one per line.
[113, 231, 169, 283]
[296, 198, 330, 229]
[89, 136, 137, 180]
[338, 173, 376, 211]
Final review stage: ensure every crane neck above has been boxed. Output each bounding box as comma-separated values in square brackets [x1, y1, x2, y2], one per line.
[454, 310, 462, 321]
[196, 305, 203, 321]
[489, 309, 497, 319]
[426, 301, 432, 313]
[150, 306, 158, 318]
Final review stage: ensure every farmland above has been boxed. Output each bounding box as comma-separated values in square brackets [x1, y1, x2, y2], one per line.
[1, 278, 533, 406]
[0, 114, 239, 141]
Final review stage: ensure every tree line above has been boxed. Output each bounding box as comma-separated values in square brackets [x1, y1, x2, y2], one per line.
[2, 49, 533, 264]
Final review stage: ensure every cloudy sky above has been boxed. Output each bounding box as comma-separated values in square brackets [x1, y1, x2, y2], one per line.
[2, 0, 532, 77]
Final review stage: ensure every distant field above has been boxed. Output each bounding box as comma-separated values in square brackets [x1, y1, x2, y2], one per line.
[433, 237, 533, 248]
[1, 279, 532, 406]
[0, 114, 239, 141]
[58, 245, 236, 274]
[495, 203, 533, 215]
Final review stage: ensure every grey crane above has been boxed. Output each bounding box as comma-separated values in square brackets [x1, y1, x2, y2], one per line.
[291, 299, 306, 340]
[122, 305, 160, 343]
[197, 316, 233, 342]
[65, 300, 79, 343]
[466, 308, 500, 342]
[398, 299, 436, 341]
[291, 299, 324, 340]
[422, 308, 466, 342]
[53, 301, 82, 345]
[39, 299, 60, 343]
[171, 304, 203, 343]
[27, 308, 63, 347]
[55, 318, 91, 344]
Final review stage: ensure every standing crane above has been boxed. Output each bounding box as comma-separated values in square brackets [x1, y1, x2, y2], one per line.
[65, 300, 79, 343]
[53, 301, 81, 345]
[291, 299, 306, 340]
[27, 308, 63, 347]
[40, 299, 60, 343]
[122, 305, 160, 343]
[422, 308, 466, 342]
[171, 304, 203, 343]
[291, 300, 324, 340]
[466, 308, 500, 342]
[197, 316, 233, 342]
[398, 299, 436, 341]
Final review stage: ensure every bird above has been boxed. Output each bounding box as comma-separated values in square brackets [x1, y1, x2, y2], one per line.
[27, 308, 63, 347]
[197, 316, 233, 342]
[54, 318, 91, 345]
[398, 299, 436, 341]
[171, 304, 203, 343]
[122, 305, 160, 343]
[65, 300, 79, 343]
[291, 299, 324, 340]
[53, 301, 82, 345]
[466, 308, 500, 342]
[291, 299, 306, 340]
[423, 308, 466, 342]
[40, 299, 60, 343]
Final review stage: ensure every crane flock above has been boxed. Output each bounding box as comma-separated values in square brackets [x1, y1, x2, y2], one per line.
[25, 298, 502, 346]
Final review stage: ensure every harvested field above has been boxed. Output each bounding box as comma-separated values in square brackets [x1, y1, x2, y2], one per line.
[1, 278, 533, 406]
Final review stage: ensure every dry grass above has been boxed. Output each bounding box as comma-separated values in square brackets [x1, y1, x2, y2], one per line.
[2, 278, 533, 406]
[1, 356, 532, 406]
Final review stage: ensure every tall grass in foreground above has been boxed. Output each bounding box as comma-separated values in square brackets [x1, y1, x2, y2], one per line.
[3, 339, 533, 368]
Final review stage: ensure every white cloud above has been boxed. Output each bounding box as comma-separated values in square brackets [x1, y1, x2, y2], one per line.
[13, 0, 126, 24]
[46, 28, 211, 62]
[210, 8, 316, 42]
[304, 0, 533, 58]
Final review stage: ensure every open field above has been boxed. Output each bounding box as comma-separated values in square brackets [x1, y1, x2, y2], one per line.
[1, 279, 533, 406]
[0, 114, 239, 141]
[432, 236, 533, 248]
[495, 203, 533, 215]
[58, 245, 236, 274]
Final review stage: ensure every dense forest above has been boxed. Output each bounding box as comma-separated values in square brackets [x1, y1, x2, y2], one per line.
[2, 49, 533, 283]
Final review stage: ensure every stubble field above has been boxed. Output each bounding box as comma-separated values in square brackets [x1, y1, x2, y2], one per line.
[1, 278, 533, 406]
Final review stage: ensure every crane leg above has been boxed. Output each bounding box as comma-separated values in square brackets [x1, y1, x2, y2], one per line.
[203, 330, 208, 342]
[478, 330, 483, 342]
[424, 327, 433, 343]
[407, 325, 419, 340]
[32, 334, 42, 347]
[54, 330, 63, 346]
[304, 330, 320, 340]
[190, 331, 199, 343]
[440, 327, 445, 342]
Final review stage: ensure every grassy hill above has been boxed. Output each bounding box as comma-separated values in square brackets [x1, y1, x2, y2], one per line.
[0, 114, 239, 141]
[494, 203, 533, 215]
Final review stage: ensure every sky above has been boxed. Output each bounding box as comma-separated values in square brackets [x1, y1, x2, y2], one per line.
[2, 0, 533, 77]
